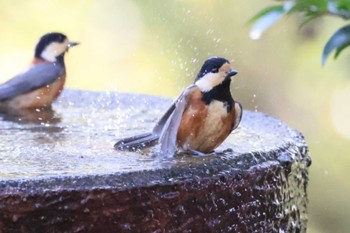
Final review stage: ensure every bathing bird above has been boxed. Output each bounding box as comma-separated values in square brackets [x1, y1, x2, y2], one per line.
[114, 56, 242, 157]
[0, 32, 79, 111]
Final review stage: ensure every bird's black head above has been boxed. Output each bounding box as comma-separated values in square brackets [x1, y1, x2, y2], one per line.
[194, 57, 238, 93]
[196, 57, 230, 81]
[34, 32, 79, 63]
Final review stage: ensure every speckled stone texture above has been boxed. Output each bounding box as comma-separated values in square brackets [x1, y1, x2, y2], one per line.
[0, 90, 311, 233]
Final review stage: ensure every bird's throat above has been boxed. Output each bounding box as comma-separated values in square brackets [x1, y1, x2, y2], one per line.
[201, 78, 233, 112]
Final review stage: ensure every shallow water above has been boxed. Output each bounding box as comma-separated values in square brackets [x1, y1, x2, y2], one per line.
[0, 90, 311, 232]
[0, 90, 301, 180]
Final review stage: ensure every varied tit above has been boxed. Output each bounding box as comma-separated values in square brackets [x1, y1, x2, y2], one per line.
[0, 32, 79, 111]
[114, 56, 243, 157]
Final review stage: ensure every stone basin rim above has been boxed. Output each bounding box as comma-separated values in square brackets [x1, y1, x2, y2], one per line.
[0, 89, 308, 194]
[0, 141, 306, 195]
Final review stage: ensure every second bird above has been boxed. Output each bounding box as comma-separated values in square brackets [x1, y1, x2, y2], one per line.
[0, 32, 79, 111]
[115, 56, 243, 157]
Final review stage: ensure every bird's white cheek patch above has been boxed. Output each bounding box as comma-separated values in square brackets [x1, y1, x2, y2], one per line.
[41, 40, 69, 62]
[195, 73, 224, 92]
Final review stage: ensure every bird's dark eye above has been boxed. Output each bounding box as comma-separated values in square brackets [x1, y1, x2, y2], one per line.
[205, 68, 219, 74]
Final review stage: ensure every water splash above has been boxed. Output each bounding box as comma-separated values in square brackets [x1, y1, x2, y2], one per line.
[0, 90, 308, 180]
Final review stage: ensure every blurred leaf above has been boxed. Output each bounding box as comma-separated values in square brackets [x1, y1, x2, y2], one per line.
[289, 0, 328, 13]
[248, 5, 286, 40]
[288, 0, 328, 24]
[248, 5, 284, 25]
[335, 0, 350, 19]
[337, 0, 350, 12]
[251, 0, 350, 65]
[334, 41, 350, 58]
[322, 24, 350, 65]
[299, 13, 323, 28]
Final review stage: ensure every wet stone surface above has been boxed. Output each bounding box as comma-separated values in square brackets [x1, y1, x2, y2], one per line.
[0, 89, 311, 233]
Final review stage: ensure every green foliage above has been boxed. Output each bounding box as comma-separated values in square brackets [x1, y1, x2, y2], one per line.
[250, 0, 350, 65]
[323, 24, 350, 64]
[248, 5, 285, 25]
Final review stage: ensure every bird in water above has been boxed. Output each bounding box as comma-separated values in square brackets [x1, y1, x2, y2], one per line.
[0, 32, 79, 112]
[114, 57, 243, 157]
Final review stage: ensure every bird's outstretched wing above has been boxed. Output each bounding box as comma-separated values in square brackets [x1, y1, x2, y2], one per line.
[0, 62, 64, 100]
[157, 86, 194, 156]
[114, 85, 196, 156]
[232, 101, 243, 130]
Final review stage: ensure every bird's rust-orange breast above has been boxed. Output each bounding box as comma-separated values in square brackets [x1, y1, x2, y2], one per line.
[176, 88, 237, 153]
[176, 88, 207, 148]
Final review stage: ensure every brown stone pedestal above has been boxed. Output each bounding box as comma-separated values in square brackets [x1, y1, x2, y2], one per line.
[0, 90, 311, 233]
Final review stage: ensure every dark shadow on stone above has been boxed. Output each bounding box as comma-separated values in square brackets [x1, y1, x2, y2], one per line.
[0, 106, 61, 125]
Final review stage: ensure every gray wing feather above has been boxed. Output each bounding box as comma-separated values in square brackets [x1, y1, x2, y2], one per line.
[152, 84, 196, 136]
[152, 102, 176, 136]
[233, 102, 243, 130]
[0, 62, 64, 100]
[115, 85, 195, 153]
[158, 85, 195, 157]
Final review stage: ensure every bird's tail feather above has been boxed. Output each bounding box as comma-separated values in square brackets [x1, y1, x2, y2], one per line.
[114, 133, 159, 151]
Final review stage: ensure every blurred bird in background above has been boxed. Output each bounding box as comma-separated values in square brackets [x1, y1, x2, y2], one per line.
[0, 32, 79, 112]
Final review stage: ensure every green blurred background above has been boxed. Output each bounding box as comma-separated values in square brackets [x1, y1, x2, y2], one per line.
[0, 1, 349, 232]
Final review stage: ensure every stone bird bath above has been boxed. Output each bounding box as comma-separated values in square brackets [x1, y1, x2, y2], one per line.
[0, 90, 311, 233]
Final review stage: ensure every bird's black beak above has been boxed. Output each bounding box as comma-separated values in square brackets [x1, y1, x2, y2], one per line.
[68, 41, 80, 48]
[225, 69, 238, 79]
